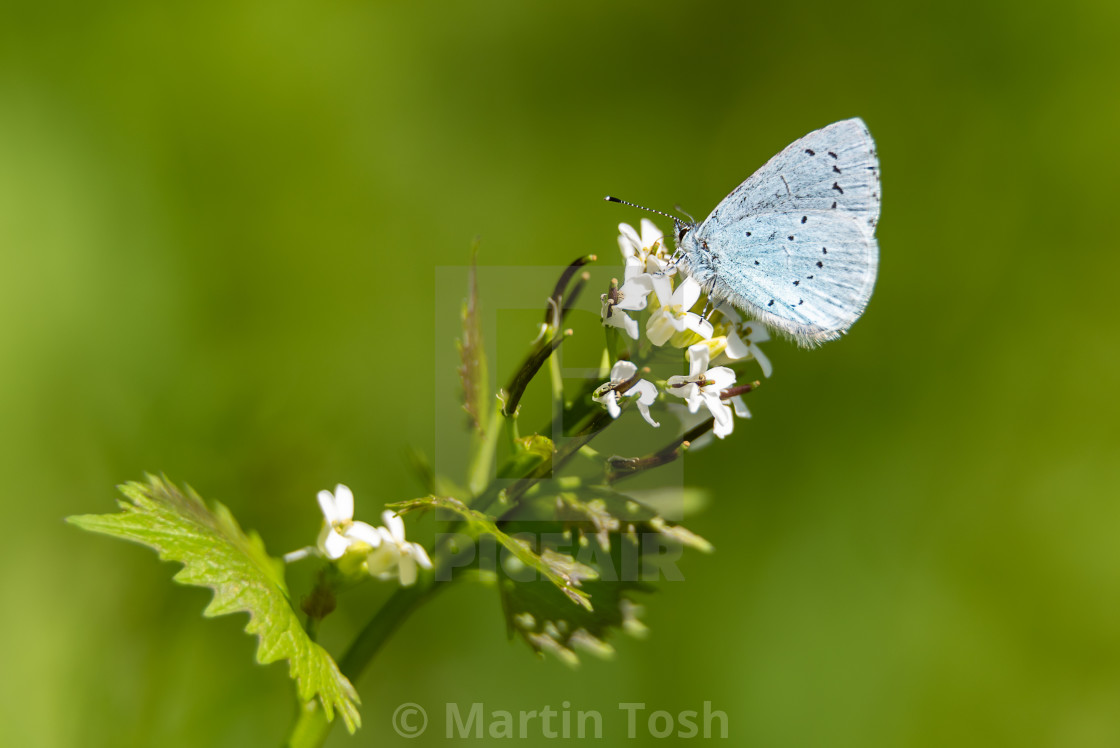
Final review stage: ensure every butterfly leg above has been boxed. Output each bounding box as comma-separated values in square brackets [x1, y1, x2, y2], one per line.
[698, 278, 728, 326]
[699, 298, 714, 322]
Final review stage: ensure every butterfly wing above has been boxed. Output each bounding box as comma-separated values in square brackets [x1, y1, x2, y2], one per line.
[698, 210, 877, 345]
[691, 118, 880, 346]
[704, 118, 881, 234]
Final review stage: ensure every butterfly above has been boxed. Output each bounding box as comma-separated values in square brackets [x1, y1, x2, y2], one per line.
[609, 118, 880, 347]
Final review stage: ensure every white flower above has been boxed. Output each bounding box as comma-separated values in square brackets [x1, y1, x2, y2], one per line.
[315, 484, 383, 560]
[719, 305, 773, 378]
[646, 275, 714, 346]
[366, 511, 433, 586]
[666, 344, 738, 438]
[601, 278, 648, 339]
[601, 294, 639, 339]
[601, 256, 658, 341]
[618, 219, 669, 274]
[593, 360, 660, 428]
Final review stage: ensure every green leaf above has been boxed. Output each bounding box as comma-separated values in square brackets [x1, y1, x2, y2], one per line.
[390, 495, 595, 610]
[67, 476, 361, 733]
[496, 485, 711, 664]
[497, 534, 652, 665]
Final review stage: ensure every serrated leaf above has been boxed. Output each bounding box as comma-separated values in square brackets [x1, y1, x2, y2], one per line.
[497, 485, 711, 664]
[499, 550, 652, 665]
[391, 495, 595, 610]
[457, 240, 488, 433]
[67, 476, 361, 733]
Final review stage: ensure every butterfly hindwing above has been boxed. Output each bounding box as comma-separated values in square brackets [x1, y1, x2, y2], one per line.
[699, 209, 877, 344]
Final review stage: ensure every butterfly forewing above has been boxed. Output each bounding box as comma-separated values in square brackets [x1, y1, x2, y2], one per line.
[703, 118, 881, 236]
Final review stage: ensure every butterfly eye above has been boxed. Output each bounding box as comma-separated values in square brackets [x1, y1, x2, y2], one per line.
[677, 226, 690, 242]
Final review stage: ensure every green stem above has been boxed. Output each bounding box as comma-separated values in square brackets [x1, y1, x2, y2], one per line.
[467, 405, 505, 496]
[502, 330, 570, 416]
[286, 579, 442, 748]
[338, 580, 439, 677]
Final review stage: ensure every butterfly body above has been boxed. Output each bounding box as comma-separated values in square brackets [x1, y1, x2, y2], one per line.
[677, 118, 881, 347]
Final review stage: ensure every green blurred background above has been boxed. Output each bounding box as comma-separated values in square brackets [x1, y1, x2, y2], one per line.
[4, 0, 1119, 745]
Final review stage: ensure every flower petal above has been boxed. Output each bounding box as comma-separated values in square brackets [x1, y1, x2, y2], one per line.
[639, 218, 663, 250]
[621, 256, 646, 285]
[322, 529, 351, 560]
[317, 489, 341, 524]
[687, 343, 711, 379]
[347, 521, 383, 547]
[605, 391, 621, 419]
[604, 308, 640, 340]
[610, 360, 638, 381]
[713, 411, 734, 439]
[724, 328, 752, 360]
[706, 396, 734, 438]
[744, 323, 770, 343]
[650, 273, 674, 306]
[682, 314, 714, 340]
[382, 511, 406, 542]
[730, 395, 751, 419]
[283, 547, 315, 563]
[636, 399, 661, 428]
[616, 273, 654, 310]
[751, 343, 774, 378]
[334, 485, 354, 521]
[707, 366, 737, 390]
[397, 555, 418, 587]
[646, 313, 675, 346]
[410, 542, 433, 569]
[717, 304, 742, 324]
[631, 378, 658, 405]
[618, 223, 642, 257]
[366, 542, 399, 577]
[675, 275, 702, 310]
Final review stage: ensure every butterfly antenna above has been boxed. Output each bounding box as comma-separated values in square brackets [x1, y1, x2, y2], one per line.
[604, 196, 690, 231]
[674, 204, 696, 223]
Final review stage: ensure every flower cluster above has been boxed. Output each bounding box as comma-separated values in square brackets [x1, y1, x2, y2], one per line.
[598, 220, 772, 439]
[285, 484, 432, 586]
